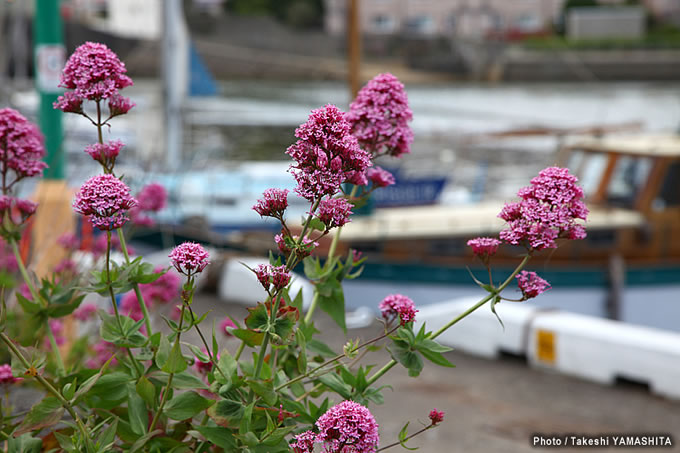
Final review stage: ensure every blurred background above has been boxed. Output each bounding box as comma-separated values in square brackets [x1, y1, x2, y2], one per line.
[2, 1, 680, 449]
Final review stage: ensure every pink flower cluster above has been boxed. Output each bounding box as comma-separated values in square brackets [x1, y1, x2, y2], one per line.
[84, 140, 123, 172]
[366, 166, 395, 188]
[220, 316, 236, 337]
[54, 42, 133, 114]
[0, 196, 37, 237]
[253, 188, 289, 218]
[0, 364, 21, 385]
[515, 271, 551, 299]
[254, 264, 291, 292]
[54, 258, 77, 275]
[275, 232, 318, 258]
[429, 409, 445, 425]
[379, 294, 418, 325]
[286, 104, 371, 200]
[130, 183, 168, 227]
[73, 303, 98, 321]
[0, 108, 47, 190]
[347, 73, 414, 158]
[316, 197, 353, 229]
[315, 400, 380, 453]
[499, 167, 588, 251]
[194, 348, 216, 374]
[169, 242, 210, 276]
[467, 237, 501, 259]
[73, 174, 137, 230]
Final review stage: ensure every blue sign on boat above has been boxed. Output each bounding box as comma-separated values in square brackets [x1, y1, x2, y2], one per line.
[372, 168, 447, 207]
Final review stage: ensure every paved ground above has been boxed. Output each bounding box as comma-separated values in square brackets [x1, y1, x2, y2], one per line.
[187, 293, 680, 453]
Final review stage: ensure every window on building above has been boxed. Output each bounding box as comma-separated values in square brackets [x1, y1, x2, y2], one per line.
[405, 15, 435, 34]
[372, 14, 396, 33]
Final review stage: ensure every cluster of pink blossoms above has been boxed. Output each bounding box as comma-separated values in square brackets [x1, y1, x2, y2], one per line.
[499, 167, 588, 251]
[292, 401, 380, 453]
[366, 166, 395, 188]
[286, 104, 372, 200]
[73, 303, 98, 321]
[0, 364, 21, 385]
[87, 340, 118, 369]
[379, 294, 418, 325]
[348, 73, 413, 159]
[0, 239, 17, 273]
[169, 242, 210, 276]
[130, 183, 168, 227]
[0, 108, 47, 190]
[54, 42, 134, 115]
[0, 196, 37, 236]
[275, 232, 318, 258]
[467, 237, 501, 261]
[429, 409, 445, 425]
[253, 188, 289, 219]
[515, 271, 551, 299]
[84, 140, 123, 172]
[316, 197, 353, 229]
[220, 316, 236, 336]
[57, 232, 80, 251]
[73, 174, 137, 230]
[254, 264, 291, 292]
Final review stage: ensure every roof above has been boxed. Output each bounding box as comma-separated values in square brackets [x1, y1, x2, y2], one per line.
[565, 134, 680, 158]
[339, 203, 644, 242]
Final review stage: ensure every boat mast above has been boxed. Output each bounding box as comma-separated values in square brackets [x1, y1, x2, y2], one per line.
[162, 0, 188, 173]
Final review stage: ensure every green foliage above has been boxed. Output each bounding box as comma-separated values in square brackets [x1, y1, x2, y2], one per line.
[388, 324, 454, 377]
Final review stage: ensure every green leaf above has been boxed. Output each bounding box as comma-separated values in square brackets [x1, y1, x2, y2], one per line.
[239, 402, 254, 435]
[307, 217, 327, 233]
[232, 328, 264, 347]
[165, 391, 215, 421]
[490, 295, 505, 329]
[245, 380, 277, 406]
[193, 426, 236, 450]
[74, 357, 114, 402]
[316, 279, 346, 333]
[162, 341, 188, 373]
[7, 434, 42, 453]
[317, 373, 352, 399]
[170, 371, 210, 390]
[128, 383, 148, 435]
[244, 302, 270, 332]
[97, 417, 119, 450]
[387, 342, 424, 378]
[307, 339, 336, 358]
[398, 421, 419, 450]
[207, 399, 243, 428]
[136, 376, 156, 407]
[89, 372, 133, 401]
[14, 397, 64, 435]
[155, 334, 171, 369]
[129, 429, 163, 453]
[16, 292, 42, 315]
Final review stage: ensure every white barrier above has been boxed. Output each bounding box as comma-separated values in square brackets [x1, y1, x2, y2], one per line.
[217, 256, 314, 309]
[415, 297, 540, 359]
[528, 312, 680, 400]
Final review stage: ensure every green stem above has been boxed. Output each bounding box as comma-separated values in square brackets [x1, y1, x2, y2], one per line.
[45, 323, 66, 374]
[234, 341, 245, 361]
[106, 232, 142, 377]
[9, 240, 39, 303]
[0, 332, 90, 443]
[187, 306, 228, 383]
[275, 325, 397, 392]
[150, 302, 187, 431]
[253, 332, 270, 381]
[303, 187, 357, 323]
[366, 254, 532, 387]
[377, 424, 437, 452]
[9, 240, 66, 375]
[116, 229, 153, 336]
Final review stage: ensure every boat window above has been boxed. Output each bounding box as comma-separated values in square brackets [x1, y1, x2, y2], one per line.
[655, 161, 680, 208]
[578, 153, 608, 197]
[607, 156, 652, 208]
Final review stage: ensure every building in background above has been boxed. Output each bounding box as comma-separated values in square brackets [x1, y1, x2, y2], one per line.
[324, 0, 680, 39]
[61, 0, 162, 39]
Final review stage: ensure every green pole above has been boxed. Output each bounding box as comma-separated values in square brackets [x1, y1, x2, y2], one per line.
[34, 0, 65, 180]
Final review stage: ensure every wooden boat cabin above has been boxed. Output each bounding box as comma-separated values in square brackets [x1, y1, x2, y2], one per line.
[337, 134, 680, 287]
